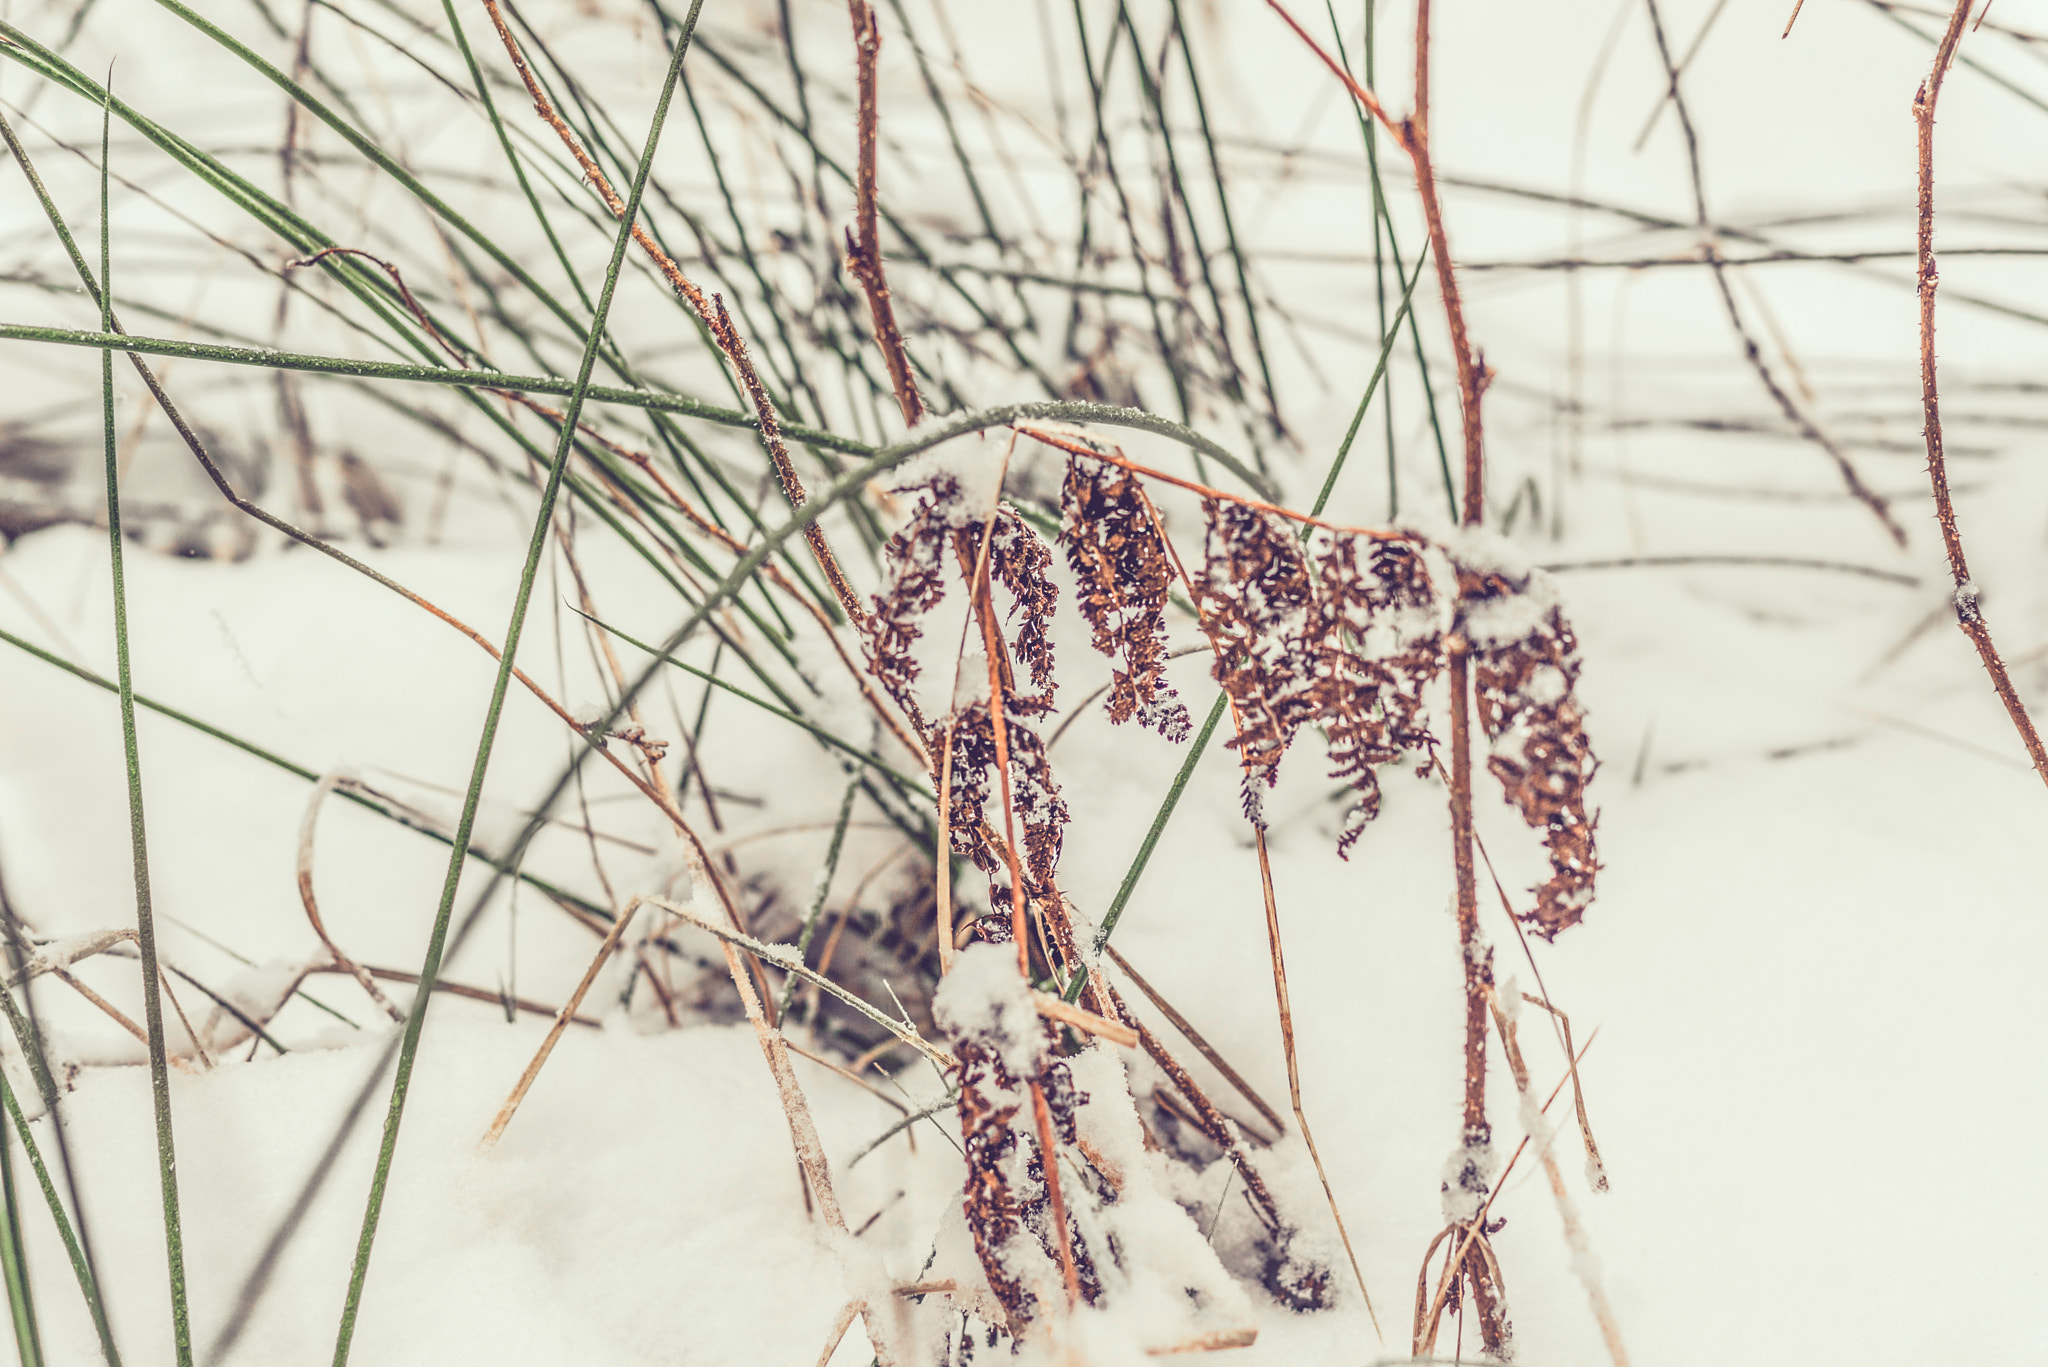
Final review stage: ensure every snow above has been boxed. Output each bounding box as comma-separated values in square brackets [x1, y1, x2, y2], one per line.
[931, 942, 1042, 1081]
[0, 0, 2044, 1362]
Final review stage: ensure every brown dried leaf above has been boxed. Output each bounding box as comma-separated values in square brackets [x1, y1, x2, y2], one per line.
[1455, 556, 1600, 937]
[945, 701, 1070, 897]
[1060, 457, 1190, 741]
[1310, 533, 1445, 857]
[988, 509, 1059, 718]
[1195, 500, 1320, 824]
[864, 474, 957, 729]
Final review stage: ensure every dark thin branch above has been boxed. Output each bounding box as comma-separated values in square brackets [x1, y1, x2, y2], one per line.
[1913, 0, 2048, 787]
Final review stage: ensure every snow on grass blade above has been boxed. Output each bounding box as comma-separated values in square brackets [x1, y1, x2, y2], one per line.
[96, 86, 193, 1367]
[329, 6, 708, 1361]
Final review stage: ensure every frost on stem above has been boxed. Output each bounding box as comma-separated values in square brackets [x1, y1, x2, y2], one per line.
[1953, 577, 1981, 626]
[1440, 1138, 1499, 1226]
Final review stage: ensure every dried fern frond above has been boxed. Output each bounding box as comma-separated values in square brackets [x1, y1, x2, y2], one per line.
[988, 508, 1059, 718]
[1196, 499, 1321, 825]
[1453, 551, 1601, 936]
[865, 472, 957, 731]
[1311, 533, 1446, 857]
[1059, 456, 1191, 741]
[939, 947, 1102, 1335]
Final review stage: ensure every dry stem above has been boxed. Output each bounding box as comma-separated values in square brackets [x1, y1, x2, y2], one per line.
[1485, 988, 1628, 1367]
[1640, 0, 1908, 545]
[480, 0, 867, 624]
[1913, 0, 2048, 786]
[480, 897, 645, 1149]
[1100, 944, 1283, 1140]
[844, 0, 926, 427]
[1253, 830, 1379, 1334]
[299, 771, 408, 1023]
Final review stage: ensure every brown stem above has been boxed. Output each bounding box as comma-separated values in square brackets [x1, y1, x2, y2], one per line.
[1100, 943, 1284, 1140]
[1446, 645, 1491, 1155]
[844, 0, 925, 428]
[481, 898, 644, 1148]
[1028, 1078, 1083, 1305]
[1409, 0, 1486, 524]
[479, 0, 867, 627]
[1099, 982, 1285, 1235]
[1914, 0, 2048, 787]
[1258, 0, 1486, 520]
[298, 771, 409, 1024]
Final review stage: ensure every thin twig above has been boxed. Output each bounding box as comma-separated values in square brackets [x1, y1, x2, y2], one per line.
[1641, 0, 1908, 545]
[1253, 831, 1379, 1335]
[479, 0, 868, 625]
[1913, 0, 2048, 787]
[1100, 944, 1282, 1139]
[844, 0, 925, 427]
[1485, 989, 1629, 1366]
[299, 772, 408, 1023]
[480, 898, 643, 1149]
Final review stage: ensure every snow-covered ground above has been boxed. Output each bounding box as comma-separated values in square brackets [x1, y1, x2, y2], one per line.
[0, 0, 2045, 1362]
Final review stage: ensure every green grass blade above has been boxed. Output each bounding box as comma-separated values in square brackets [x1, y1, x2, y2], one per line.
[96, 85, 192, 1367]
[0, 938, 117, 1365]
[1309, 248, 1430, 519]
[329, 5, 707, 1360]
[778, 776, 860, 1019]
[0, 1071, 115, 1365]
[0, 1098, 43, 1367]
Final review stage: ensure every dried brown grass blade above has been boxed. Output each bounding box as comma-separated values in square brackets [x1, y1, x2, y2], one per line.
[480, 898, 644, 1150]
[1252, 830, 1379, 1335]
[1486, 988, 1629, 1367]
[1101, 943, 1284, 1139]
[480, 0, 867, 623]
[1030, 991, 1137, 1048]
[1519, 993, 1608, 1191]
[299, 770, 407, 1023]
[49, 966, 195, 1074]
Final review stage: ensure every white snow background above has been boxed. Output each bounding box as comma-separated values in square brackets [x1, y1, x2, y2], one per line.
[0, 0, 2045, 1362]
